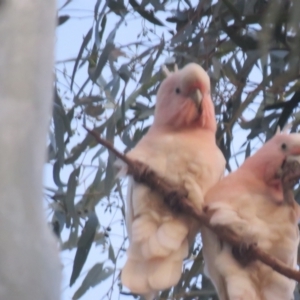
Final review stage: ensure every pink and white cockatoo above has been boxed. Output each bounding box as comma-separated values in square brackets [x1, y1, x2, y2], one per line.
[197, 131, 300, 300]
[120, 63, 225, 299]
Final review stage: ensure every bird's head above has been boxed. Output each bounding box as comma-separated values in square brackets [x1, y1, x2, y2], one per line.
[242, 129, 300, 202]
[153, 63, 216, 132]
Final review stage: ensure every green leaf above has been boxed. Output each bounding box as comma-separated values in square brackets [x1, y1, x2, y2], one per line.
[221, 19, 258, 51]
[121, 126, 133, 148]
[53, 160, 66, 188]
[76, 158, 107, 212]
[107, 0, 127, 16]
[222, 0, 241, 21]
[104, 119, 117, 195]
[63, 225, 78, 250]
[222, 60, 240, 86]
[139, 56, 154, 84]
[93, 0, 101, 19]
[129, 0, 164, 26]
[54, 89, 72, 138]
[234, 54, 242, 74]
[74, 96, 104, 106]
[118, 64, 131, 82]
[211, 57, 222, 79]
[245, 141, 251, 158]
[108, 243, 116, 263]
[90, 42, 114, 82]
[71, 27, 93, 90]
[91, 146, 106, 164]
[106, 17, 124, 43]
[70, 212, 99, 287]
[64, 167, 81, 227]
[53, 91, 66, 168]
[111, 76, 121, 100]
[57, 15, 70, 26]
[52, 209, 66, 238]
[98, 14, 107, 44]
[73, 263, 113, 299]
[171, 23, 195, 45]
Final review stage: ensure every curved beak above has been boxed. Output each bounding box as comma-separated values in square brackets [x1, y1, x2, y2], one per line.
[286, 155, 300, 164]
[189, 88, 203, 110]
[286, 146, 300, 163]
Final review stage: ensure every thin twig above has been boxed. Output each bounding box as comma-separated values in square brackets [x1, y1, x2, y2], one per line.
[83, 125, 133, 167]
[84, 126, 300, 283]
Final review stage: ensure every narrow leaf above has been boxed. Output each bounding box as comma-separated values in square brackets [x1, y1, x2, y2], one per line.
[65, 167, 81, 227]
[70, 212, 99, 287]
[54, 91, 72, 138]
[110, 76, 120, 99]
[245, 141, 251, 158]
[109, 244, 116, 262]
[57, 15, 70, 26]
[129, 0, 164, 26]
[53, 97, 65, 168]
[139, 56, 154, 84]
[53, 160, 66, 187]
[222, 0, 241, 20]
[98, 14, 107, 44]
[71, 27, 93, 90]
[91, 42, 114, 82]
[107, 0, 127, 16]
[212, 57, 222, 79]
[73, 263, 113, 299]
[94, 0, 101, 19]
[223, 60, 240, 86]
[106, 17, 124, 43]
[118, 64, 131, 82]
[52, 209, 66, 238]
[91, 146, 106, 164]
[104, 120, 116, 195]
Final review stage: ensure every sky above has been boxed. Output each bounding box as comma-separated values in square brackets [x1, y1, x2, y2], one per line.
[55, 1, 122, 299]
[54, 1, 170, 299]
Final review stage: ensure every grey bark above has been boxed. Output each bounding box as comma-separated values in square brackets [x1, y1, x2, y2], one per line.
[0, 0, 61, 299]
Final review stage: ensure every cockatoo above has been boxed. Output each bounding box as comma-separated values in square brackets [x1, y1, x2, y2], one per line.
[120, 63, 225, 299]
[197, 131, 300, 300]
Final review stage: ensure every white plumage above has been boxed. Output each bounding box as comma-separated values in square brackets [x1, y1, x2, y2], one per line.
[120, 63, 225, 299]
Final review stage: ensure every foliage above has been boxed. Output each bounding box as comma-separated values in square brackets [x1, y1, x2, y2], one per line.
[51, 0, 300, 298]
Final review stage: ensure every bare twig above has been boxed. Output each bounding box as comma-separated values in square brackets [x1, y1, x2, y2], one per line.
[84, 126, 300, 283]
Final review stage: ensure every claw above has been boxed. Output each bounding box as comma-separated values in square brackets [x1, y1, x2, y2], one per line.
[182, 175, 203, 213]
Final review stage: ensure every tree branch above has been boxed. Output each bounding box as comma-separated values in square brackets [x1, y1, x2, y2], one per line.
[84, 126, 300, 283]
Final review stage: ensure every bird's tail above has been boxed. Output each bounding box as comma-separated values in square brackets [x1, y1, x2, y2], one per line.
[121, 217, 189, 298]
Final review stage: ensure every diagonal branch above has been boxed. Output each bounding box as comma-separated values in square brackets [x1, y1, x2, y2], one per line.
[84, 126, 300, 283]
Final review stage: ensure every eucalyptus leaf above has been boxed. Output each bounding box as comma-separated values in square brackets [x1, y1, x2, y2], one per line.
[73, 263, 114, 299]
[91, 42, 114, 82]
[57, 15, 70, 26]
[70, 27, 93, 90]
[129, 0, 164, 26]
[53, 160, 66, 188]
[64, 167, 81, 227]
[70, 212, 99, 287]
[108, 243, 116, 262]
[139, 56, 154, 84]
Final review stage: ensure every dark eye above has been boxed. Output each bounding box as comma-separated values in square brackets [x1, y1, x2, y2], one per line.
[175, 88, 181, 94]
[281, 143, 287, 150]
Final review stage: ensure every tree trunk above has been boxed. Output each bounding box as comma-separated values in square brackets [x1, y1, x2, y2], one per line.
[0, 0, 61, 299]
